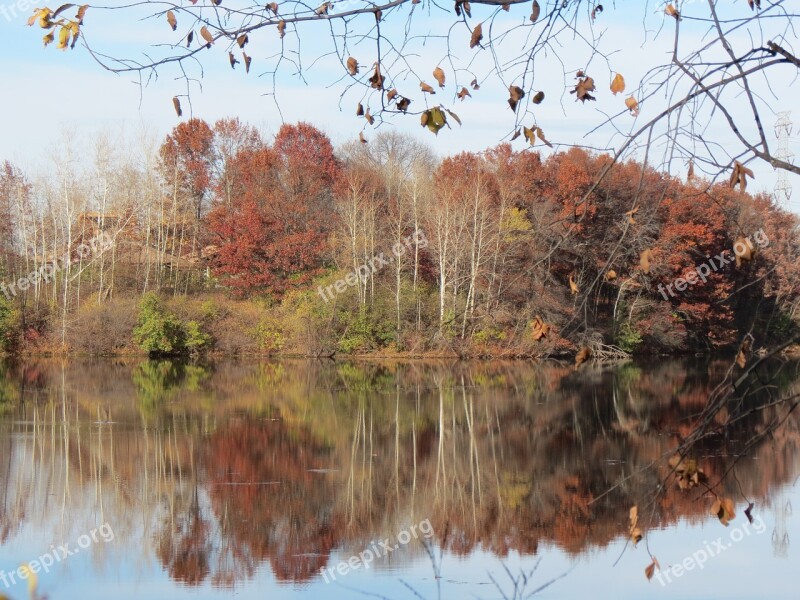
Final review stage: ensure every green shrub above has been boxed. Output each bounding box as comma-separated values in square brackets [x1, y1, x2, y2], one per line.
[0, 296, 17, 352]
[615, 320, 643, 353]
[133, 293, 211, 356]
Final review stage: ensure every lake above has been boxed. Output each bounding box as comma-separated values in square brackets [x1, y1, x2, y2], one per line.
[0, 358, 797, 599]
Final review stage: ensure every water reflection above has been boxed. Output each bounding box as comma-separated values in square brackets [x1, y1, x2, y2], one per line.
[0, 358, 798, 598]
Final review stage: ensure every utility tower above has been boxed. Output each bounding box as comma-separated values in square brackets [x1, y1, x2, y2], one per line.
[774, 112, 794, 205]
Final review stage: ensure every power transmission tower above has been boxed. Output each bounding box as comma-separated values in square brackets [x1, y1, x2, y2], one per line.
[774, 112, 794, 205]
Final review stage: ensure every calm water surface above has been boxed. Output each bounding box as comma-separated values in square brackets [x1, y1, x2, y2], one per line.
[0, 358, 798, 599]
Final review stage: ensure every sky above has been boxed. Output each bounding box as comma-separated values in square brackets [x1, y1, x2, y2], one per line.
[0, 0, 798, 213]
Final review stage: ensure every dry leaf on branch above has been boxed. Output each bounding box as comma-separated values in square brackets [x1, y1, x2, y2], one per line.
[710, 497, 736, 526]
[166, 10, 177, 31]
[237, 33, 249, 48]
[532, 90, 545, 104]
[605, 270, 617, 281]
[530, 0, 540, 22]
[645, 557, 660, 581]
[359, 131, 367, 144]
[420, 82, 436, 94]
[243, 51, 252, 73]
[457, 87, 471, 100]
[433, 66, 446, 87]
[610, 72, 625, 95]
[508, 85, 525, 111]
[172, 96, 182, 117]
[571, 74, 596, 102]
[730, 161, 754, 192]
[277, 20, 286, 38]
[625, 95, 640, 116]
[347, 56, 359, 76]
[470, 22, 483, 48]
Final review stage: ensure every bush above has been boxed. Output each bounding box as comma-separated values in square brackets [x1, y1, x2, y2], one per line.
[0, 296, 18, 353]
[133, 292, 212, 356]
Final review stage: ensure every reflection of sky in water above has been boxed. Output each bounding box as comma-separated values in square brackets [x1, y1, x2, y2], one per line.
[0, 358, 798, 599]
[1, 483, 796, 599]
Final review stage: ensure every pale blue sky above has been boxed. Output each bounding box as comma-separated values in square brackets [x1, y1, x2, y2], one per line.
[0, 0, 798, 212]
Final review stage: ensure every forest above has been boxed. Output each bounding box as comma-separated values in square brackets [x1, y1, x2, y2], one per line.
[0, 118, 798, 358]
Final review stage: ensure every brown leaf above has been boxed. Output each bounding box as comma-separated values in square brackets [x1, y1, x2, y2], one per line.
[530, 316, 550, 341]
[396, 97, 411, 112]
[237, 33, 249, 48]
[228, 51, 239, 69]
[575, 345, 592, 367]
[535, 127, 552, 147]
[365, 108, 374, 125]
[433, 66, 446, 87]
[267, 2, 279, 14]
[625, 205, 639, 224]
[347, 56, 359, 76]
[387, 88, 397, 102]
[243, 51, 252, 73]
[315, 2, 331, 16]
[531, 90, 545, 104]
[76, 4, 88, 24]
[610, 72, 625, 95]
[172, 96, 182, 117]
[457, 87, 471, 100]
[470, 78, 480, 90]
[369, 64, 384, 89]
[445, 109, 462, 126]
[200, 25, 214, 45]
[522, 126, 535, 145]
[359, 131, 368, 144]
[625, 95, 640, 116]
[687, 160, 695, 180]
[605, 270, 617, 281]
[186, 30, 194, 47]
[744, 503, 755, 524]
[569, 273, 579, 295]
[571, 75, 596, 102]
[645, 557, 660, 581]
[639, 248, 654, 274]
[356, 102, 364, 116]
[530, 0, 540, 22]
[591, 4, 604, 21]
[277, 20, 286, 38]
[508, 85, 525, 112]
[420, 82, 436, 94]
[374, 9, 382, 22]
[665, 3, 680, 19]
[166, 10, 177, 31]
[510, 129, 521, 141]
[470, 23, 483, 49]
[711, 497, 736, 526]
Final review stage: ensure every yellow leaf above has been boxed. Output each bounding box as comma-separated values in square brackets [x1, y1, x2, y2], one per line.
[610, 72, 625, 95]
[56, 25, 70, 50]
[167, 10, 177, 31]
